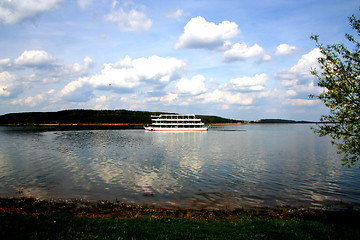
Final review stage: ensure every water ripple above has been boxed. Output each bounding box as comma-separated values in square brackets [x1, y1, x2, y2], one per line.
[0, 125, 359, 209]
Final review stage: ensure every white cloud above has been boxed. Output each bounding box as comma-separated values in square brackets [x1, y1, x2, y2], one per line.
[170, 72, 274, 111]
[223, 42, 264, 62]
[60, 55, 187, 102]
[274, 48, 322, 107]
[281, 79, 298, 87]
[0, 58, 11, 67]
[128, 56, 186, 83]
[60, 77, 94, 102]
[11, 94, 43, 107]
[84, 56, 95, 69]
[275, 43, 299, 55]
[258, 54, 272, 63]
[165, 9, 184, 19]
[196, 89, 253, 105]
[0, 0, 63, 24]
[196, 89, 224, 103]
[94, 95, 109, 110]
[104, 3, 152, 32]
[62, 56, 95, 76]
[14, 50, 57, 67]
[10, 89, 56, 107]
[0, 71, 21, 98]
[275, 48, 322, 103]
[289, 48, 321, 75]
[226, 92, 254, 105]
[176, 75, 207, 95]
[226, 73, 268, 91]
[175, 16, 239, 50]
[145, 92, 180, 107]
[77, 0, 93, 10]
[286, 90, 297, 97]
[276, 48, 321, 84]
[285, 99, 319, 106]
[160, 93, 178, 105]
[11, 51, 94, 83]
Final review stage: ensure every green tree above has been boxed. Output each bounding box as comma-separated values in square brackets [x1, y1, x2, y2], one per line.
[310, 13, 360, 167]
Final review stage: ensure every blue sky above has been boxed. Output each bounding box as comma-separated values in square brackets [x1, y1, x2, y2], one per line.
[0, 0, 358, 121]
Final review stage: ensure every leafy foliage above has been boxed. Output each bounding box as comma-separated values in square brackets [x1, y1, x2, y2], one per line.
[310, 13, 360, 167]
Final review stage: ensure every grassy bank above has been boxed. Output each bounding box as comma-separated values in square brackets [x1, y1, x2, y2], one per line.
[1, 197, 359, 239]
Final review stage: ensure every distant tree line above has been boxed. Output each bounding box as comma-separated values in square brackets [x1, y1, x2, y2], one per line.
[0, 109, 239, 125]
[253, 119, 316, 124]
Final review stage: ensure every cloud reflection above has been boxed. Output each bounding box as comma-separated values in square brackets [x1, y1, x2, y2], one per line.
[89, 132, 207, 195]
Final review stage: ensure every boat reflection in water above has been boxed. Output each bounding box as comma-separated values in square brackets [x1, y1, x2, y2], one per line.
[1, 124, 359, 209]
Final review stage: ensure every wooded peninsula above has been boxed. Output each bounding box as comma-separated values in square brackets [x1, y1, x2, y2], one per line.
[0, 109, 240, 125]
[0, 109, 315, 125]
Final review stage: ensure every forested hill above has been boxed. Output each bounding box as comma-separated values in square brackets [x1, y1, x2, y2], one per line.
[253, 119, 316, 124]
[0, 109, 240, 125]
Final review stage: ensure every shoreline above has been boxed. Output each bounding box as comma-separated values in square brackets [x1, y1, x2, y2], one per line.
[0, 123, 143, 126]
[0, 123, 318, 128]
[1, 196, 358, 219]
[2, 197, 359, 239]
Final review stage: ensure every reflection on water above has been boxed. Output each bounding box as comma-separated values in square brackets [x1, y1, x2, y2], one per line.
[0, 125, 359, 209]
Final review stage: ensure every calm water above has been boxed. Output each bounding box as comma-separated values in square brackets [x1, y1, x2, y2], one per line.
[0, 124, 359, 210]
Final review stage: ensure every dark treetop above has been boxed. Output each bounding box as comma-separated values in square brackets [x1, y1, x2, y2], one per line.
[0, 109, 240, 125]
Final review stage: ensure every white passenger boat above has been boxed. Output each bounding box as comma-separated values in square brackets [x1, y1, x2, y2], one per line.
[144, 114, 209, 132]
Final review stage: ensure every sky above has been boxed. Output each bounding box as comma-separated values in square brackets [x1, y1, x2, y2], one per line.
[0, 0, 358, 121]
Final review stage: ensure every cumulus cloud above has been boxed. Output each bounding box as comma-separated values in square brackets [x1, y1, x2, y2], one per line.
[276, 48, 321, 85]
[104, 1, 152, 32]
[61, 55, 187, 102]
[289, 48, 321, 74]
[0, 58, 11, 67]
[176, 75, 207, 95]
[14, 50, 57, 68]
[10, 51, 94, 83]
[167, 72, 273, 110]
[94, 95, 109, 110]
[225, 73, 268, 92]
[275, 48, 322, 105]
[10, 89, 57, 107]
[275, 43, 299, 55]
[12, 93, 43, 107]
[285, 99, 319, 106]
[223, 42, 264, 62]
[77, 0, 93, 10]
[175, 16, 266, 64]
[197, 89, 253, 105]
[61, 56, 95, 76]
[257, 54, 272, 63]
[0, 0, 62, 24]
[159, 93, 178, 105]
[60, 77, 94, 102]
[0, 71, 21, 98]
[165, 9, 184, 19]
[175, 16, 239, 50]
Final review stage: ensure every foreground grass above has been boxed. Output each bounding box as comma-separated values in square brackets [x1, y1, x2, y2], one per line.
[0, 197, 359, 240]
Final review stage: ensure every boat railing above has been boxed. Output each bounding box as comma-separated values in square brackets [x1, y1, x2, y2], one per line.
[153, 119, 201, 122]
[152, 122, 205, 125]
[151, 114, 197, 119]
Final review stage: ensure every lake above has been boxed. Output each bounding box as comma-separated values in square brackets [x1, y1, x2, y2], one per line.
[0, 124, 359, 210]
